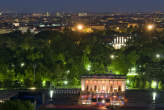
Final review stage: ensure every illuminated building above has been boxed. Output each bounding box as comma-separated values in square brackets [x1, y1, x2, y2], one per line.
[112, 36, 131, 49]
[81, 74, 126, 93]
[56, 12, 62, 17]
[80, 74, 126, 106]
[127, 23, 139, 28]
[46, 12, 50, 17]
[13, 23, 20, 27]
[72, 24, 93, 33]
[90, 25, 105, 31]
[78, 12, 87, 17]
[0, 29, 11, 34]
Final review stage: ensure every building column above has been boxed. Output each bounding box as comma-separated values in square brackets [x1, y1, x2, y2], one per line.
[81, 79, 85, 91]
[110, 80, 113, 93]
[114, 80, 118, 93]
[122, 80, 126, 92]
[89, 80, 92, 92]
[94, 80, 97, 92]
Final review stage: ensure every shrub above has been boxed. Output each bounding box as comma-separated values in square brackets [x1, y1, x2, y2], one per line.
[0, 100, 34, 110]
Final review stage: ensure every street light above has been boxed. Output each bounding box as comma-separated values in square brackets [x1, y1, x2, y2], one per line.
[50, 90, 54, 99]
[147, 24, 154, 31]
[85, 63, 91, 71]
[64, 80, 68, 85]
[66, 70, 70, 74]
[110, 54, 115, 59]
[87, 65, 91, 71]
[77, 24, 84, 31]
[152, 92, 157, 102]
[156, 54, 160, 59]
[20, 62, 25, 67]
[29, 87, 36, 90]
[116, 27, 120, 30]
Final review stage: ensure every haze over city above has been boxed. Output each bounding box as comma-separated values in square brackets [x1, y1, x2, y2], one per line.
[0, 0, 164, 12]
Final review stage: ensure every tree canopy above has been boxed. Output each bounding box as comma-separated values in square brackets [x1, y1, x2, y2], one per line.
[1, 29, 164, 89]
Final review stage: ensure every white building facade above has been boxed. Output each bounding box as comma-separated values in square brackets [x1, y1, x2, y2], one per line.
[112, 36, 131, 49]
[81, 74, 126, 93]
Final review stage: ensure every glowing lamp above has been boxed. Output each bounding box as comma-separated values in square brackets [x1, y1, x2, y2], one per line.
[147, 24, 154, 31]
[64, 80, 68, 85]
[77, 24, 84, 31]
[50, 90, 54, 99]
[156, 54, 160, 58]
[116, 27, 120, 30]
[152, 92, 157, 101]
[110, 55, 115, 59]
[29, 87, 36, 90]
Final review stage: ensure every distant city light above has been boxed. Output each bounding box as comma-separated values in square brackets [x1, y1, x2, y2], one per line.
[147, 24, 154, 31]
[77, 24, 84, 31]
[29, 87, 36, 90]
[116, 27, 120, 30]
[0, 100, 4, 103]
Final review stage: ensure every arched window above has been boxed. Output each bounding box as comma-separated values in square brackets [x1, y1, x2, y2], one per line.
[110, 86, 113, 92]
[118, 86, 121, 92]
[94, 85, 97, 91]
[86, 85, 89, 91]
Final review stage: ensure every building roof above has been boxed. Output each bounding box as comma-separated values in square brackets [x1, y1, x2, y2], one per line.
[81, 73, 126, 79]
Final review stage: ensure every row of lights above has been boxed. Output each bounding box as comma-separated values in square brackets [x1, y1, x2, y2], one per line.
[76, 24, 155, 31]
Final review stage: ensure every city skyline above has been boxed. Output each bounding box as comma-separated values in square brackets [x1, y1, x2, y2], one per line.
[0, 0, 164, 13]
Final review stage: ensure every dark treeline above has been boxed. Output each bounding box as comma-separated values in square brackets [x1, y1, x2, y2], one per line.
[0, 100, 34, 110]
[1, 28, 164, 89]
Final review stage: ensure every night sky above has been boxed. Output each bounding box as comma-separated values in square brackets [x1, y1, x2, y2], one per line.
[0, 0, 164, 12]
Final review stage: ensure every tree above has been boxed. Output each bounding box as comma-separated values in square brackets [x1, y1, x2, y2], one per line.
[0, 100, 34, 110]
